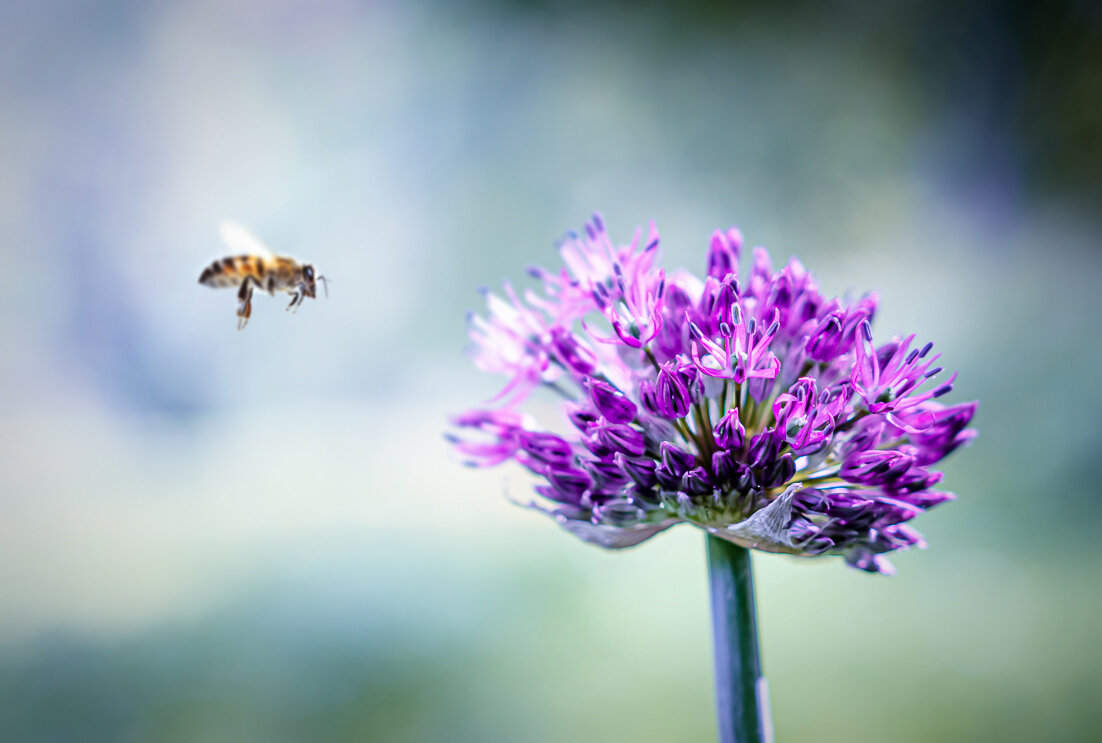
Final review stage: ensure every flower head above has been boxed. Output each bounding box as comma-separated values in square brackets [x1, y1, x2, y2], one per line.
[452, 214, 977, 574]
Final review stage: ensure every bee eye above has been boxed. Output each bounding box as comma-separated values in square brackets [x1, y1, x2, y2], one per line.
[305, 266, 314, 279]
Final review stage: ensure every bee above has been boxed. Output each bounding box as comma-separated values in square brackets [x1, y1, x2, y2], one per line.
[199, 221, 328, 330]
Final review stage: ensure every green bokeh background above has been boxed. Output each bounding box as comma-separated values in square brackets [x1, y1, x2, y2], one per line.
[1, 1, 1099, 741]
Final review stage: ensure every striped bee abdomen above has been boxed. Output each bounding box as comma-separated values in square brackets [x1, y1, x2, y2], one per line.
[199, 255, 268, 289]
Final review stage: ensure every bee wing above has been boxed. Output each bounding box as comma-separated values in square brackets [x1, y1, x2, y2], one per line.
[219, 220, 276, 259]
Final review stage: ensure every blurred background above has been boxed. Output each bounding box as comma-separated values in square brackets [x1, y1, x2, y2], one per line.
[0, 0, 1100, 741]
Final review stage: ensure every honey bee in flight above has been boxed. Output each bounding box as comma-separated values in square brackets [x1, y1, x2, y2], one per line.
[199, 221, 328, 330]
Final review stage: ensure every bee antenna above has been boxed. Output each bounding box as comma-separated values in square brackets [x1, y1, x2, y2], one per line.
[318, 275, 330, 297]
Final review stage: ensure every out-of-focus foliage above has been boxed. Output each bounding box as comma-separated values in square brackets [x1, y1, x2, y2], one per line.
[0, 1, 1099, 741]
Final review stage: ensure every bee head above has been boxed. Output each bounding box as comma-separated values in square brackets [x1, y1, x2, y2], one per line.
[301, 265, 329, 299]
[302, 265, 317, 298]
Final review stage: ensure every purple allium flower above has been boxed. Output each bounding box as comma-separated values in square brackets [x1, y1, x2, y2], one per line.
[452, 215, 977, 574]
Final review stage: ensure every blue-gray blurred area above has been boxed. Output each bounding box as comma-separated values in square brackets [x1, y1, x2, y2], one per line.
[0, 0, 1100, 741]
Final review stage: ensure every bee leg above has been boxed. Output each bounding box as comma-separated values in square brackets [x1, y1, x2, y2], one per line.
[294, 283, 310, 312]
[237, 280, 255, 330]
[286, 291, 300, 311]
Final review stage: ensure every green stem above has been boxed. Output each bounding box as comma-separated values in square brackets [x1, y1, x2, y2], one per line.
[707, 535, 771, 743]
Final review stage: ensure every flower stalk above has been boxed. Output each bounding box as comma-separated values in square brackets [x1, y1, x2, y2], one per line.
[707, 535, 770, 743]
